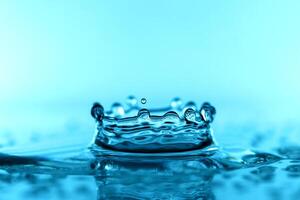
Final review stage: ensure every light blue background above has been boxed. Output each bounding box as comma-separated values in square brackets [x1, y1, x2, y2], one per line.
[0, 1, 300, 139]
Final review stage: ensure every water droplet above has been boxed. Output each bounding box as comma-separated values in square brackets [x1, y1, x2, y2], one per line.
[184, 108, 196, 122]
[200, 102, 216, 123]
[137, 108, 150, 120]
[111, 103, 125, 116]
[126, 95, 138, 108]
[91, 102, 104, 121]
[170, 97, 182, 108]
[163, 111, 180, 122]
[141, 98, 147, 104]
[242, 153, 281, 167]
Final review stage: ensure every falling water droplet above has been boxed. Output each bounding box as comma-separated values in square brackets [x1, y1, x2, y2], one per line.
[126, 95, 138, 108]
[111, 103, 125, 116]
[184, 108, 196, 122]
[170, 97, 182, 108]
[91, 102, 104, 121]
[141, 98, 147, 104]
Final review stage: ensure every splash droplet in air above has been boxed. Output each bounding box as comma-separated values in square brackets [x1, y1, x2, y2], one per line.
[141, 98, 147, 104]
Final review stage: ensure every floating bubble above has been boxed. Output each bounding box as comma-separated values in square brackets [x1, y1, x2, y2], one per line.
[111, 103, 125, 116]
[141, 98, 147, 104]
[126, 95, 138, 108]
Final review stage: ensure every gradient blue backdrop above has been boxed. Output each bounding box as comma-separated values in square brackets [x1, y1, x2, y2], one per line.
[0, 1, 300, 141]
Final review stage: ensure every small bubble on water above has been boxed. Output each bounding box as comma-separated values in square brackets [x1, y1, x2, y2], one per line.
[141, 98, 147, 104]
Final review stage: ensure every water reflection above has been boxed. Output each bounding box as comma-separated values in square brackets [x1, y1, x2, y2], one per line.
[0, 151, 220, 199]
[93, 154, 218, 199]
[1, 146, 300, 199]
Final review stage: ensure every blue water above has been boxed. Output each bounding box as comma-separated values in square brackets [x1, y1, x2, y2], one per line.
[1, 1, 300, 199]
[91, 96, 215, 153]
[1, 97, 300, 200]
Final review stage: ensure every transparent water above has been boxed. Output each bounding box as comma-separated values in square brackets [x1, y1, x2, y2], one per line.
[1, 97, 300, 200]
[91, 96, 216, 153]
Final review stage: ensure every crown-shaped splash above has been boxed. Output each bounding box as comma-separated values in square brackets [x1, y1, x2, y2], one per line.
[91, 96, 216, 153]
